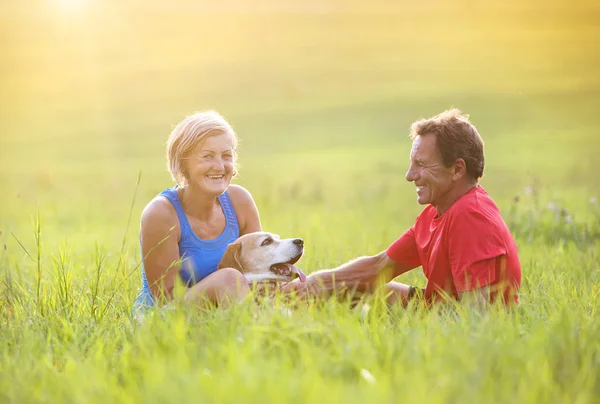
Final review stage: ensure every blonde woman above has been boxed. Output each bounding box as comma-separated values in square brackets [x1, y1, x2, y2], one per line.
[133, 111, 261, 311]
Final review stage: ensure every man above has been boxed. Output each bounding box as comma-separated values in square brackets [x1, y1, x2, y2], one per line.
[282, 109, 521, 308]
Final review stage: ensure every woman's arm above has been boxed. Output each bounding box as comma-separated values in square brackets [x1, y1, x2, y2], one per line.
[139, 197, 182, 303]
[227, 184, 262, 235]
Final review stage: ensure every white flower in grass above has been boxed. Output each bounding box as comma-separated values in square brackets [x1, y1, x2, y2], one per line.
[524, 186, 534, 195]
[565, 215, 573, 224]
[360, 303, 371, 321]
[590, 197, 597, 205]
[360, 368, 376, 384]
[547, 202, 559, 212]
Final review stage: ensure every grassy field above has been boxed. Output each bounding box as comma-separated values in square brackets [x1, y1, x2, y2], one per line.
[1, 1, 599, 403]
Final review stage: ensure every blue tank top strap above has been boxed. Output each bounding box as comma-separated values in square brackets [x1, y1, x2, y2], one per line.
[159, 186, 192, 238]
[160, 186, 240, 239]
[218, 190, 239, 234]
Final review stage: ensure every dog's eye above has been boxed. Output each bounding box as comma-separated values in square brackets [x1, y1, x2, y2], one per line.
[261, 238, 272, 246]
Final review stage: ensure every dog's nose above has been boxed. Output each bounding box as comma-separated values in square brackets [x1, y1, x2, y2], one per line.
[293, 238, 304, 246]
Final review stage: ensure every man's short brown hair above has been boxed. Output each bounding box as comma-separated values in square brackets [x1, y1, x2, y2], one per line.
[410, 108, 485, 180]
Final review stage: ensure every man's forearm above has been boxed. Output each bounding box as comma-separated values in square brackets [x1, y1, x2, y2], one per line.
[306, 254, 394, 297]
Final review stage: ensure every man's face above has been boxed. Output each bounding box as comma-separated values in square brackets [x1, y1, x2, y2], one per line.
[405, 134, 456, 211]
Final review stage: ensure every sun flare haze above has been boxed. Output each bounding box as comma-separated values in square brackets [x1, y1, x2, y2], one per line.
[49, 0, 92, 15]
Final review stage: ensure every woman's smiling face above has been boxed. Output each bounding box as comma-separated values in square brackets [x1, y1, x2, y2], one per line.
[182, 132, 236, 196]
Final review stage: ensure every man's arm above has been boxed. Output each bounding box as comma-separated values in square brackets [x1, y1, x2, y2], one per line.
[281, 251, 415, 299]
[454, 255, 507, 309]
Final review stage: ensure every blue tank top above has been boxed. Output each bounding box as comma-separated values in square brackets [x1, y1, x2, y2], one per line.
[133, 186, 240, 310]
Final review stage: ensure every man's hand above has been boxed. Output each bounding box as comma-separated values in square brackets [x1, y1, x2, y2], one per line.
[280, 275, 318, 299]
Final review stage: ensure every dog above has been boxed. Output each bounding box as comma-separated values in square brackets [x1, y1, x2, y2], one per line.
[217, 232, 307, 284]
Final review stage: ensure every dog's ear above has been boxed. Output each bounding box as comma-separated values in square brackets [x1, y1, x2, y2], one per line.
[218, 242, 243, 272]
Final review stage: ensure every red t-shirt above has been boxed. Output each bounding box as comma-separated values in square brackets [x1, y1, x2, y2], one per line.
[386, 186, 521, 306]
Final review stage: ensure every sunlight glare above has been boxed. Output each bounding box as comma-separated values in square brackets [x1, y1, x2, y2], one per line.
[51, 0, 92, 14]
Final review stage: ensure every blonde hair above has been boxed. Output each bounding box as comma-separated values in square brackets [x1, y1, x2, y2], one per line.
[410, 108, 485, 180]
[166, 110, 239, 185]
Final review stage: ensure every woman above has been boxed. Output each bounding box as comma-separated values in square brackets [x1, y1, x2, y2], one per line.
[133, 110, 261, 311]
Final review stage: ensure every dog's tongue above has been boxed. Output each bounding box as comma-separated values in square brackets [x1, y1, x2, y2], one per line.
[289, 264, 307, 283]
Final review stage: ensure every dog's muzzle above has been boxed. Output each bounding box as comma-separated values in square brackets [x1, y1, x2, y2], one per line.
[269, 260, 307, 283]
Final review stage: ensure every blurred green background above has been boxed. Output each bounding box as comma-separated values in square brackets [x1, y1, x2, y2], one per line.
[1, 0, 599, 265]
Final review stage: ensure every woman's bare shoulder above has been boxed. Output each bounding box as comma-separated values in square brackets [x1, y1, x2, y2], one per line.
[226, 184, 255, 204]
[226, 184, 261, 234]
[141, 195, 178, 230]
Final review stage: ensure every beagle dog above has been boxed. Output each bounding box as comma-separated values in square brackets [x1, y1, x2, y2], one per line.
[217, 232, 307, 284]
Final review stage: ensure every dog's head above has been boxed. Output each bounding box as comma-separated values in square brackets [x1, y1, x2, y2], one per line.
[217, 232, 307, 283]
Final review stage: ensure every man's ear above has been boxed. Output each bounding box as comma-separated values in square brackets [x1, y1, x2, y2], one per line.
[218, 242, 243, 272]
[453, 158, 467, 180]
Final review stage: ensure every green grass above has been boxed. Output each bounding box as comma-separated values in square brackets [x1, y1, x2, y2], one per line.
[1, 1, 599, 403]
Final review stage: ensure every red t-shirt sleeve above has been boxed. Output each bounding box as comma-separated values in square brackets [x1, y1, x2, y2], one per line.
[386, 226, 421, 267]
[448, 210, 507, 292]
